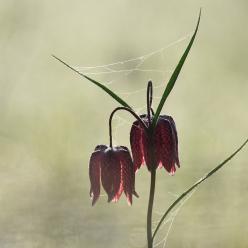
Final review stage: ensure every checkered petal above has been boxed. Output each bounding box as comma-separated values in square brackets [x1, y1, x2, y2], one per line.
[101, 148, 121, 202]
[89, 145, 107, 206]
[155, 116, 179, 174]
[118, 146, 139, 205]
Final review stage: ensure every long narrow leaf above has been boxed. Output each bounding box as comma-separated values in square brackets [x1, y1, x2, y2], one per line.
[52, 55, 131, 109]
[152, 10, 201, 128]
[152, 137, 248, 240]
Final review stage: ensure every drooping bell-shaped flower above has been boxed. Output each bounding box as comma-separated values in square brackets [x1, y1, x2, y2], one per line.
[89, 145, 138, 206]
[130, 114, 180, 174]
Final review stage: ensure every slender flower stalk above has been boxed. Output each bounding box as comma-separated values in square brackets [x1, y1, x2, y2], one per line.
[147, 167, 156, 248]
[146, 81, 156, 248]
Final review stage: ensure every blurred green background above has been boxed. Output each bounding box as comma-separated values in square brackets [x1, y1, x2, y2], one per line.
[0, 0, 247, 247]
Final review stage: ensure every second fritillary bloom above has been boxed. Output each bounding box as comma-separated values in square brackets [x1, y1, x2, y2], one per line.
[130, 114, 180, 174]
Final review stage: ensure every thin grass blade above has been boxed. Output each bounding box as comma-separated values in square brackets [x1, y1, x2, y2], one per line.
[152, 137, 248, 240]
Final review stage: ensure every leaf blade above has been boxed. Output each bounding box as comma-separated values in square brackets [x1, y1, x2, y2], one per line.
[52, 55, 131, 109]
[152, 10, 201, 128]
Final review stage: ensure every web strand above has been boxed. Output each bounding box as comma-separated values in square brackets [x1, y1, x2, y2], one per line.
[153, 190, 196, 247]
[73, 32, 191, 88]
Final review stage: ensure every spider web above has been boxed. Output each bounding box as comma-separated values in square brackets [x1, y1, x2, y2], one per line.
[74, 33, 190, 87]
[78, 32, 198, 245]
[74, 32, 192, 146]
[153, 189, 196, 248]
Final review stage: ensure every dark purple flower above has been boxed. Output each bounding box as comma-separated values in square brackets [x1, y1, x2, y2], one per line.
[89, 145, 138, 206]
[130, 115, 180, 174]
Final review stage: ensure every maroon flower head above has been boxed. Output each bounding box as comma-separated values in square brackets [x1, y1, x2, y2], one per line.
[130, 114, 180, 174]
[89, 145, 138, 206]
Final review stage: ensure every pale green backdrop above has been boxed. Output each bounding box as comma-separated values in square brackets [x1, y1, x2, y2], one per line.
[0, 0, 247, 247]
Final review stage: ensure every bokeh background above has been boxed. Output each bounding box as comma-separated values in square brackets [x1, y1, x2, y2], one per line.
[0, 0, 247, 247]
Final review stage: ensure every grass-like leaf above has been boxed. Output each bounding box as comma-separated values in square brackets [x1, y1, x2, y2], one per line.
[152, 9, 201, 128]
[52, 55, 131, 109]
[152, 137, 248, 241]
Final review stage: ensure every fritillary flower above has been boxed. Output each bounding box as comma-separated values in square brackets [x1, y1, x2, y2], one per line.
[89, 145, 138, 206]
[129, 80, 180, 174]
[130, 114, 180, 174]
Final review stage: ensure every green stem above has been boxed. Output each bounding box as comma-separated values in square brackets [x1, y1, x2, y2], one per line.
[147, 167, 156, 248]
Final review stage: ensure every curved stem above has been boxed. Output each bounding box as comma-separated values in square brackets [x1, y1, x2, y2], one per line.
[147, 80, 153, 126]
[109, 106, 148, 148]
[147, 167, 156, 248]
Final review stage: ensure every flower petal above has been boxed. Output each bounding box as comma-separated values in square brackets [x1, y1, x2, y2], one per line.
[141, 125, 151, 170]
[139, 116, 157, 171]
[166, 116, 180, 167]
[130, 120, 144, 172]
[101, 148, 121, 203]
[161, 115, 180, 167]
[118, 146, 138, 205]
[155, 117, 178, 173]
[89, 151, 102, 206]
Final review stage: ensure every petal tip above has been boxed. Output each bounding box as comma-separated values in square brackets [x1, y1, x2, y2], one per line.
[133, 191, 139, 198]
[91, 196, 99, 206]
